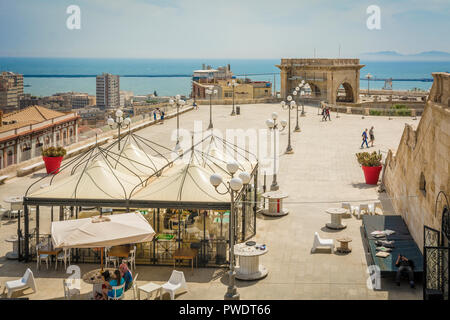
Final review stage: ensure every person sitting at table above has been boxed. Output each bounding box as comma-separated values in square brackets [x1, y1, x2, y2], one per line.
[108, 269, 125, 299]
[119, 262, 133, 291]
[95, 270, 111, 300]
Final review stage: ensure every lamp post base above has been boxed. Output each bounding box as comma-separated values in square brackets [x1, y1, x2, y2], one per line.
[224, 271, 240, 300]
[300, 112, 306, 117]
[285, 147, 294, 154]
[224, 290, 240, 300]
[294, 126, 301, 132]
[270, 183, 279, 191]
[207, 123, 213, 130]
[231, 111, 236, 116]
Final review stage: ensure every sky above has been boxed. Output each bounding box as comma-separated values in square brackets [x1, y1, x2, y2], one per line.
[0, 0, 449, 59]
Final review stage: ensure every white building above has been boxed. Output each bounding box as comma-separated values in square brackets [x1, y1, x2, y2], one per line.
[96, 73, 120, 109]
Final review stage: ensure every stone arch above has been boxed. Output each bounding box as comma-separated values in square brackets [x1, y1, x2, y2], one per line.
[307, 82, 321, 98]
[336, 81, 354, 103]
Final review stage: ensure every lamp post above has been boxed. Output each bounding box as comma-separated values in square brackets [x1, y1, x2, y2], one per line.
[292, 80, 307, 131]
[266, 112, 287, 191]
[365, 73, 373, 96]
[228, 80, 238, 116]
[280, 97, 296, 154]
[205, 88, 218, 130]
[210, 164, 251, 300]
[107, 109, 131, 150]
[169, 94, 186, 153]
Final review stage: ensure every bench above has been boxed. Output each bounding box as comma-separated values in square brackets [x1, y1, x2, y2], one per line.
[0, 175, 9, 184]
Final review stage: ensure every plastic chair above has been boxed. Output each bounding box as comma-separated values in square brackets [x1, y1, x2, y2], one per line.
[4, 268, 37, 298]
[127, 246, 136, 271]
[161, 270, 188, 300]
[352, 205, 362, 219]
[311, 232, 334, 253]
[360, 204, 370, 216]
[341, 203, 352, 215]
[131, 273, 139, 300]
[108, 282, 126, 300]
[105, 247, 119, 268]
[56, 248, 71, 270]
[36, 244, 50, 270]
[63, 278, 80, 300]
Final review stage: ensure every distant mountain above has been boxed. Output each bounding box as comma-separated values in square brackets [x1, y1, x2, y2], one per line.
[361, 50, 450, 61]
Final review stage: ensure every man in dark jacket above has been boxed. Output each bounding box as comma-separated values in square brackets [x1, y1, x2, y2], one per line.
[395, 254, 415, 288]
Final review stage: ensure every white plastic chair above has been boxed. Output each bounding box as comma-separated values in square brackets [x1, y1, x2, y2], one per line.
[4, 268, 37, 298]
[127, 246, 136, 271]
[360, 204, 370, 216]
[108, 282, 126, 300]
[369, 201, 383, 215]
[161, 270, 188, 300]
[63, 278, 80, 300]
[131, 273, 139, 300]
[352, 205, 362, 219]
[341, 203, 352, 215]
[105, 247, 119, 268]
[56, 248, 71, 270]
[9, 203, 23, 219]
[36, 244, 50, 270]
[311, 232, 334, 253]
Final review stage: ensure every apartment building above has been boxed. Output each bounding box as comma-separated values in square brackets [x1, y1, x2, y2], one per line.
[0, 72, 24, 112]
[96, 73, 120, 109]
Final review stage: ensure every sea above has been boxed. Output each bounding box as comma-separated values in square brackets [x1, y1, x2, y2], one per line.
[1, 58, 449, 97]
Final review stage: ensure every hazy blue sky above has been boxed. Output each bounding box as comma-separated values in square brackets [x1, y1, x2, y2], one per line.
[1, 0, 449, 58]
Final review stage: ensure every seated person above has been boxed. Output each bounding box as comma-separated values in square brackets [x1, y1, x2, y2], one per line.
[395, 254, 415, 288]
[119, 262, 133, 291]
[95, 270, 111, 300]
[108, 269, 125, 299]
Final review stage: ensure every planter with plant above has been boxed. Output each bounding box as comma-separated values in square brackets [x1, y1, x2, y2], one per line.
[356, 151, 383, 185]
[42, 146, 67, 174]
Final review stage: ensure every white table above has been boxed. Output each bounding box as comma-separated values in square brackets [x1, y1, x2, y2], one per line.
[260, 191, 289, 217]
[326, 208, 347, 230]
[138, 282, 162, 300]
[3, 196, 24, 219]
[234, 242, 268, 280]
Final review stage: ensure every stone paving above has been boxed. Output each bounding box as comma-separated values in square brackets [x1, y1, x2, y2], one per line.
[0, 103, 422, 299]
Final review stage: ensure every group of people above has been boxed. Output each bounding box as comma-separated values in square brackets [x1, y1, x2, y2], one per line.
[361, 126, 375, 148]
[321, 106, 331, 121]
[95, 262, 133, 300]
[153, 108, 165, 122]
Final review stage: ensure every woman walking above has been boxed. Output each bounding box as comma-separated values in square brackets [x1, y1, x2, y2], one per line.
[369, 126, 375, 147]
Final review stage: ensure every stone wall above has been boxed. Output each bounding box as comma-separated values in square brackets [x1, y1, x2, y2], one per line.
[383, 72, 450, 251]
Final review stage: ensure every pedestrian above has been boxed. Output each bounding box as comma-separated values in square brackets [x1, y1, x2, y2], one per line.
[321, 106, 327, 121]
[369, 126, 375, 147]
[326, 107, 331, 121]
[361, 128, 369, 149]
[153, 110, 157, 121]
[193, 101, 198, 110]
[161, 110, 165, 122]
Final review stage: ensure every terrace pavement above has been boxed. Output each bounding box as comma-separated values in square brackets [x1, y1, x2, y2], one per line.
[0, 103, 422, 299]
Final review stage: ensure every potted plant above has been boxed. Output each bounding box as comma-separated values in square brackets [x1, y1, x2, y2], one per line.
[356, 151, 383, 185]
[42, 146, 67, 174]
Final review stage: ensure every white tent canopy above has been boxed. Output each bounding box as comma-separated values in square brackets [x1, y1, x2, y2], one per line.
[110, 143, 170, 178]
[131, 163, 230, 203]
[51, 212, 155, 249]
[29, 159, 143, 200]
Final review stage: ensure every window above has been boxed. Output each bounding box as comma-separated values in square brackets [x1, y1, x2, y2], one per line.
[419, 172, 426, 196]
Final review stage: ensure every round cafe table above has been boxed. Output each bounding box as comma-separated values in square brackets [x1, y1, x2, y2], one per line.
[336, 237, 352, 253]
[325, 208, 347, 230]
[82, 268, 116, 299]
[260, 191, 289, 217]
[234, 242, 268, 281]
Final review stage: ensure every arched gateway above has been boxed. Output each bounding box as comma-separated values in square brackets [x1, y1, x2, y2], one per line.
[276, 58, 364, 104]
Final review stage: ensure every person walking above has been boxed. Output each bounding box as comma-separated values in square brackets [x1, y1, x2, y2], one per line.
[369, 126, 375, 147]
[326, 107, 331, 121]
[361, 128, 369, 149]
[153, 110, 157, 122]
[321, 106, 327, 121]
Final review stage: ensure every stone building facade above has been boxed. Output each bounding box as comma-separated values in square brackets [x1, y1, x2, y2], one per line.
[276, 58, 364, 104]
[383, 72, 450, 251]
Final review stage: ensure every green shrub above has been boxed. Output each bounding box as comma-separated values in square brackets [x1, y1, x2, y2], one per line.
[396, 109, 411, 116]
[370, 110, 382, 116]
[356, 151, 382, 167]
[392, 104, 407, 110]
[42, 146, 67, 157]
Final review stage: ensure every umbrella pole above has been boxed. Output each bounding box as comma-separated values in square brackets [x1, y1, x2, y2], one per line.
[101, 248, 104, 272]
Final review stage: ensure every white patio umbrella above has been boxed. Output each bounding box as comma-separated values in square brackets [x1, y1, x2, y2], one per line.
[51, 212, 155, 268]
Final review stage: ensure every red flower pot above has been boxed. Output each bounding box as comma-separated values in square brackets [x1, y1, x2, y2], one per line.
[43, 156, 64, 174]
[362, 165, 382, 185]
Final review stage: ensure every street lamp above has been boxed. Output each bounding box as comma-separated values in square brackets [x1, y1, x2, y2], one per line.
[292, 80, 307, 131]
[107, 109, 131, 150]
[169, 94, 186, 153]
[210, 163, 251, 300]
[365, 73, 373, 96]
[266, 112, 287, 191]
[228, 80, 239, 116]
[205, 88, 218, 130]
[280, 96, 296, 154]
